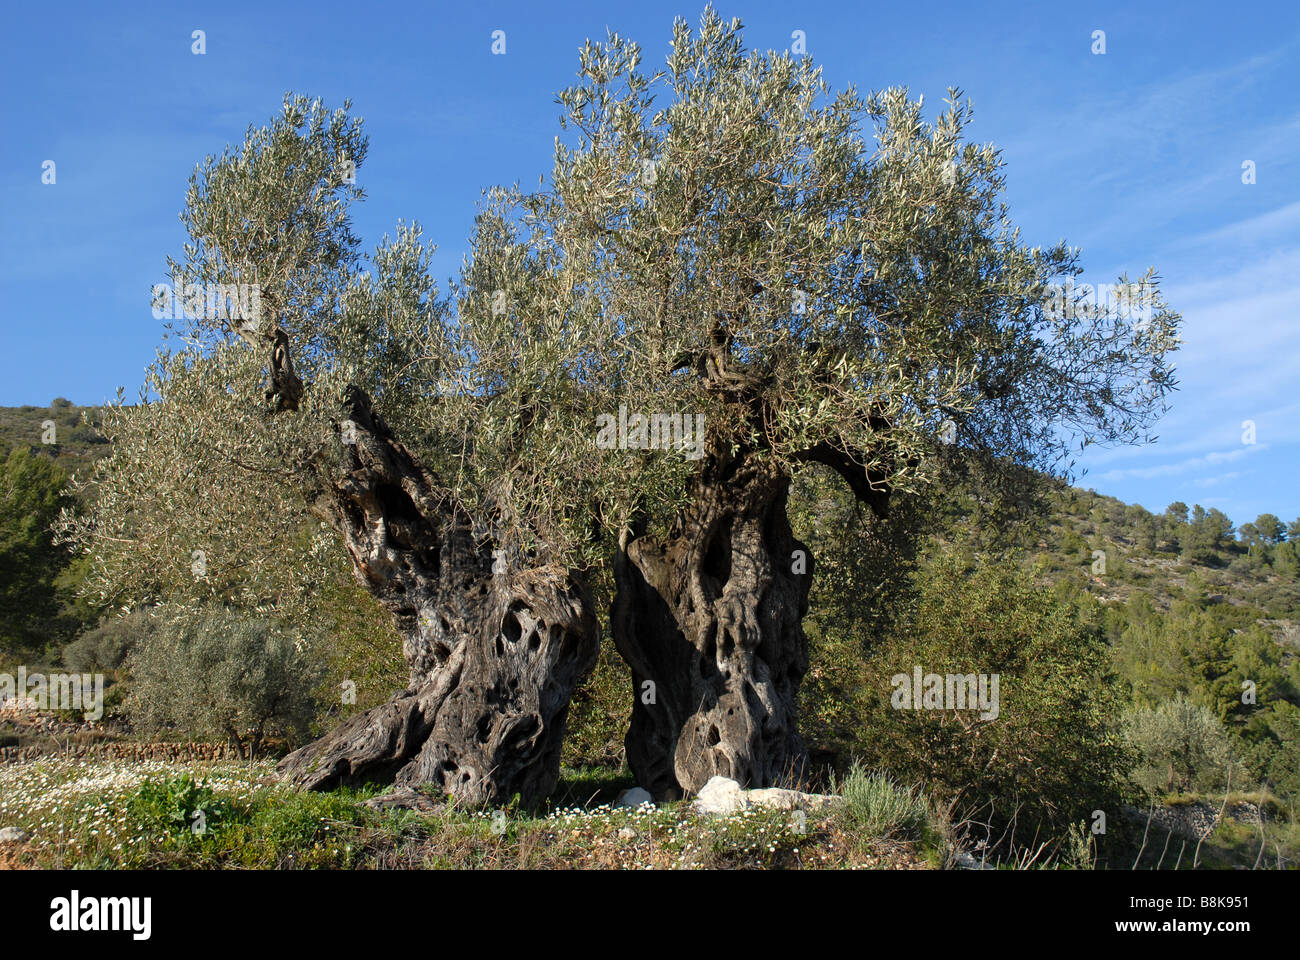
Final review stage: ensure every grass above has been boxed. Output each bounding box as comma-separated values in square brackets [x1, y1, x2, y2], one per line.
[833, 762, 929, 840]
[0, 756, 376, 868]
[12, 754, 1286, 870]
[0, 757, 937, 870]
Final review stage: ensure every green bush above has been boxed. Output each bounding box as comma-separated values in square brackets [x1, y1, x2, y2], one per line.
[834, 762, 928, 839]
[1122, 694, 1241, 796]
[792, 464, 927, 760]
[126, 607, 322, 755]
[0, 446, 68, 659]
[562, 639, 632, 767]
[130, 773, 242, 842]
[848, 550, 1129, 845]
[63, 607, 159, 673]
[1267, 707, 1300, 800]
[303, 564, 405, 734]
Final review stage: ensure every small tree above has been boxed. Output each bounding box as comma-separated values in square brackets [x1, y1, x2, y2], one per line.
[1266, 705, 1300, 800]
[127, 607, 321, 756]
[63, 607, 160, 673]
[851, 551, 1128, 844]
[1254, 513, 1284, 545]
[1123, 695, 1238, 796]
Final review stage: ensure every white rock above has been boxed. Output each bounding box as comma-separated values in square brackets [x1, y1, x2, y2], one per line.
[692, 777, 844, 816]
[693, 775, 748, 815]
[0, 827, 30, 843]
[614, 787, 654, 809]
[747, 787, 840, 811]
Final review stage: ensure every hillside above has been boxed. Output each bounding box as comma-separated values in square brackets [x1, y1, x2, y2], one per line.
[0, 399, 109, 481]
[1028, 486, 1300, 631]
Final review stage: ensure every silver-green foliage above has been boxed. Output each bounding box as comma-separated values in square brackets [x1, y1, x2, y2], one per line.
[1123, 695, 1240, 796]
[834, 761, 929, 838]
[59, 10, 1182, 621]
[538, 8, 1181, 507]
[126, 607, 322, 754]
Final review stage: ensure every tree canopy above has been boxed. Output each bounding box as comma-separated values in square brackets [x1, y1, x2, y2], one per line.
[56, 9, 1183, 804]
[61, 12, 1181, 615]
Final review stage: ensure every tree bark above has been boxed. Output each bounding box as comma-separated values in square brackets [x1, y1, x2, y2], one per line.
[276, 388, 599, 807]
[612, 450, 813, 798]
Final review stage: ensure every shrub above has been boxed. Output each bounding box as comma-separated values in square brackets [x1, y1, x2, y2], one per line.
[792, 464, 927, 761]
[303, 564, 405, 734]
[562, 639, 632, 767]
[1265, 707, 1300, 801]
[63, 607, 159, 673]
[849, 550, 1130, 846]
[130, 773, 242, 842]
[834, 762, 928, 839]
[126, 607, 322, 755]
[1122, 694, 1241, 796]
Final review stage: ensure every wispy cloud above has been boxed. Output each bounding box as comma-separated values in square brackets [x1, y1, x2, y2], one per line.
[1095, 444, 1266, 483]
[1193, 470, 1246, 488]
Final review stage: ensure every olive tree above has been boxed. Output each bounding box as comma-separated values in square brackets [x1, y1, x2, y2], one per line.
[523, 10, 1180, 795]
[62, 11, 1181, 804]
[1123, 695, 1239, 796]
[59, 97, 605, 806]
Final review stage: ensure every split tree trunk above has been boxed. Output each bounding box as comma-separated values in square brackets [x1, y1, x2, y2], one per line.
[276, 388, 599, 807]
[611, 450, 813, 798]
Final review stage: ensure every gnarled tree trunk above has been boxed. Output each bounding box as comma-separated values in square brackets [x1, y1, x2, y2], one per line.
[612, 450, 813, 798]
[276, 388, 599, 807]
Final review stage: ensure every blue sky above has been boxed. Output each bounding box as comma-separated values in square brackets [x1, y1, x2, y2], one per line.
[2, 0, 1297, 525]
